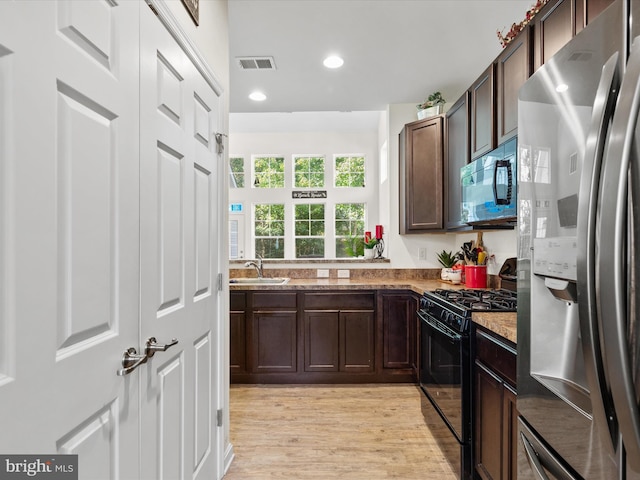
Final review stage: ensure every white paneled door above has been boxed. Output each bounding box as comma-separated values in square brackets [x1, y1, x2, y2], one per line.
[0, 0, 141, 477]
[139, 4, 220, 480]
[0, 2, 221, 479]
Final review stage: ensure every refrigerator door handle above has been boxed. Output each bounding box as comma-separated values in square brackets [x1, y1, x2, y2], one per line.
[521, 432, 551, 480]
[576, 51, 621, 454]
[598, 36, 640, 472]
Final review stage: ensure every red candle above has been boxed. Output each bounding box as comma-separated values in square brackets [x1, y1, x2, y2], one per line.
[365, 231, 371, 242]
[375, 225, 383, 239]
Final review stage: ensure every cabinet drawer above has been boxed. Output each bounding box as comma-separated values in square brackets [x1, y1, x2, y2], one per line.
[304, 292, 375, 310]
[230, 292, 246, 311]
[476, 328, 516, 387]
[253, 292, 297, 309]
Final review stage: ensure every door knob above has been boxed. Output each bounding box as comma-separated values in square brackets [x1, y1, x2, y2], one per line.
[145, 337, 179, 357]
[116, 347, 148, 376]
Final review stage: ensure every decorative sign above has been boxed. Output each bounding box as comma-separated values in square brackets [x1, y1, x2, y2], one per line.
[229, 203, 244, 213]
[292, 190, 327, 199]
[181, 0, 199, 26]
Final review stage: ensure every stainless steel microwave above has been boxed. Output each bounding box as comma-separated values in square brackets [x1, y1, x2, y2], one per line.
[460, 137, 517, 226]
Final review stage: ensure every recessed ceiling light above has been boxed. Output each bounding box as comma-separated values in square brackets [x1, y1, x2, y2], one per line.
[323, 55, 344, 69]
[249, 91, 267, 101]
[555, 84, 569, 93]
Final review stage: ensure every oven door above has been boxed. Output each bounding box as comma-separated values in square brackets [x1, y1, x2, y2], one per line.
[418, 309, 467, 442]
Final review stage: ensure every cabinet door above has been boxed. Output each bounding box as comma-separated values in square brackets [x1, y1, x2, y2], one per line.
[304, 311, 339, 372]
[444, 92, 470, 230]
[496, 28, 531, 145]
[381, 293, 417, 370]
[470, 64, 495, 159]
[576, 0, 614, 34]
[503, 384, 518, 480]
[252, 311, 298, 373]
[533, 0, 575, 70]
[399, 116, 444, 233]
[230, 312, 247, 374]
[340, 311, 375, 372]
[230, 292, 247, 374]
[475, 361, 504, 480]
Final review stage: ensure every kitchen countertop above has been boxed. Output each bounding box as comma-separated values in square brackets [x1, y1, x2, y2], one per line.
[472, 312, 517, 344]
[229, 275, 517, 344]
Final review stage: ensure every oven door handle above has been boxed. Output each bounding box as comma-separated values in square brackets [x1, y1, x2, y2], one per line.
[418, 311, 462, 342]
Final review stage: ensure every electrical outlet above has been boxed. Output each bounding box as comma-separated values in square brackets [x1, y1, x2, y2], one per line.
[337, 269, 350, 278]
[418, 247, 427, 260]
[317, 269, 330, 278]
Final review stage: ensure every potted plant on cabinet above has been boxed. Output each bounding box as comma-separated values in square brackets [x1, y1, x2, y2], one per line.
[417, 91, 446, 119]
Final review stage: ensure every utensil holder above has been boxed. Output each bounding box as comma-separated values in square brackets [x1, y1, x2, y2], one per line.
[465, 265, 487, 288]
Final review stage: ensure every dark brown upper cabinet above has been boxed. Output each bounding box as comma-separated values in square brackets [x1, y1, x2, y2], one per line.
[576, 0, 616, 34]
[496, 27, 532, 145]
[444, 92, 471, 231]
[533, 0, 575, 70]
[470, 64, 496, 160]
[399, 115, 444, 233]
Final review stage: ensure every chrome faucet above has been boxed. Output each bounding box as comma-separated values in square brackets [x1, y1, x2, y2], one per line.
[244, 255, 264, 278]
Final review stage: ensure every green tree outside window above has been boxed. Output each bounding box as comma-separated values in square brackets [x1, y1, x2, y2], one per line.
[335, 155, 365, 187]
[254, 156, 285, 188]
[229, 157, 244, 188]
[335, 203, 365, 257]
[294, 156, 325, 188]
[295, 203, 325, 258]
[254, 203, 285, 258]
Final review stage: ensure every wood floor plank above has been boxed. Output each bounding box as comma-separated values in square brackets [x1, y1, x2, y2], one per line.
[224, 384, 457, 479]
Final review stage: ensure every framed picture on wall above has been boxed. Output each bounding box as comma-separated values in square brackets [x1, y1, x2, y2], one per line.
[181, 0, 199, 26]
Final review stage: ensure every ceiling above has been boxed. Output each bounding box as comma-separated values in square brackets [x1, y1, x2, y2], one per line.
[228, 0, 534, 128]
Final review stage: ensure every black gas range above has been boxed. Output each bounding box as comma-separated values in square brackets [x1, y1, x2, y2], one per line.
[418, 288, 517, 479]
[420, 288, 518, 333]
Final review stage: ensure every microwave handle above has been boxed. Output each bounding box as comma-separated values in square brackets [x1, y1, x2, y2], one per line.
[493, 160, 512, 205]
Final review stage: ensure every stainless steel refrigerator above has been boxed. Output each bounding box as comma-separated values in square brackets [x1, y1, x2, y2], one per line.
[517, 0, 640, 478]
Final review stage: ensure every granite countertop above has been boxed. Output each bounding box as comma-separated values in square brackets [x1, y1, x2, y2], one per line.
[472, 312, 517, 344]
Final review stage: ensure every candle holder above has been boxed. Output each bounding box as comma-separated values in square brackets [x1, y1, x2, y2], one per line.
[374, 236, 385, 259]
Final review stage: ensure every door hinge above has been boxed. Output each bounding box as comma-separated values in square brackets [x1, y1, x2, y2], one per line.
[217, 409, 223, 427]
[217, 272, 224, 291]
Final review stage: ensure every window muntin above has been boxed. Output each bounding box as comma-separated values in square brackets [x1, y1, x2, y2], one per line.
[294, 203, 325, 258]
[335, 155, 365, 187]
[229, 157, 245, 188]
[335, 203, 365, 257]
[294, 155, 325, 188]
[254, 203, 285, 258]
[254, 156, 285, 188]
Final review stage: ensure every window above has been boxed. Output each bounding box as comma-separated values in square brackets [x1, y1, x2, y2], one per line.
[294, 155, 325, 188]
[294, 203, 325, 258]
[254, 203, 285, 258]
[335, 155, 365, 187]
[229, 157, 245, 188]
[335, 203, 365, 257]
[254, 156, 285, 188]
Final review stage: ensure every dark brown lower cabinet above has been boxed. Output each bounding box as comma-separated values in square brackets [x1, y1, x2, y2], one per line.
[305, 310, 375, 372]
[380, 292, 417, 371]
[252, 311, 297, 373]
[230, 289, 416, 383]
[473, 326, 517, 480]
[230, 292, 247, 374]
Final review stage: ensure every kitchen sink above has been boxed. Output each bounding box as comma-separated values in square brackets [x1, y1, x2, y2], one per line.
[229, 277, 290, 285]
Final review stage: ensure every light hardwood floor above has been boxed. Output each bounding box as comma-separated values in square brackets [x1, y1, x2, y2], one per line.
[224, 384, 457, 479]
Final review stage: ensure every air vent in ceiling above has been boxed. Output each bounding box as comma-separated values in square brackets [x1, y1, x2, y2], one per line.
[236, 56, 276, 70]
